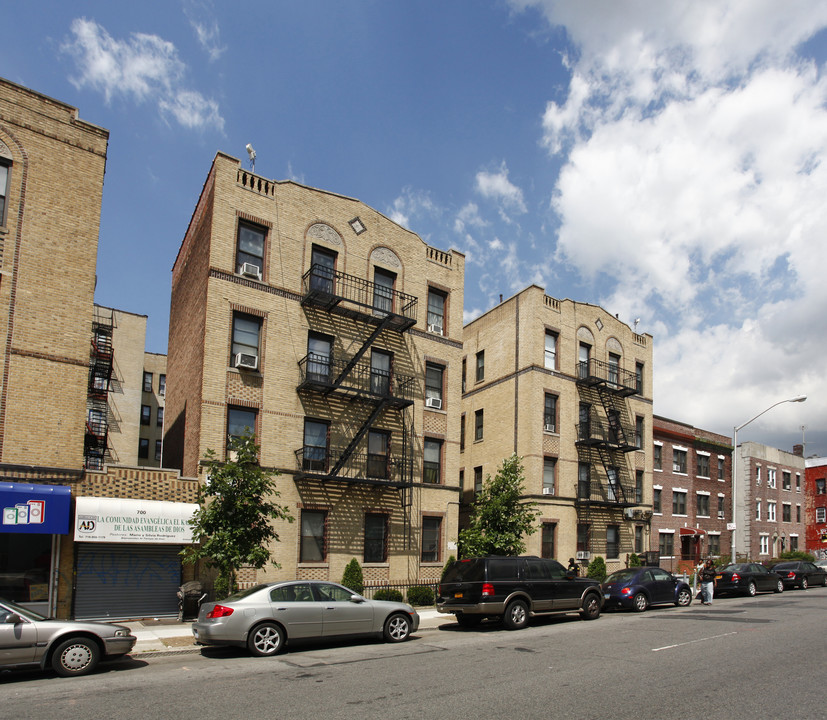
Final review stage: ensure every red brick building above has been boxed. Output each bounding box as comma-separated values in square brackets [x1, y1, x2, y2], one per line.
[804, 456, 827, 559]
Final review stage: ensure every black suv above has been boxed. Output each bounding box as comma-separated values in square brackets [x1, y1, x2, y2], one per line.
[437, 556, 603, 629]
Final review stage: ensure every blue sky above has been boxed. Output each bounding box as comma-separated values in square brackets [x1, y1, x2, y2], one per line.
[2, 1, 823, 456]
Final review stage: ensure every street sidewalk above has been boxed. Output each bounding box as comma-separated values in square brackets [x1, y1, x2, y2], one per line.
[125, 608, 447, 655]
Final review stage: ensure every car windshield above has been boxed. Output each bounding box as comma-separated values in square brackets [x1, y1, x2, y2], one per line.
[441, 559, 485, 583]
[605, 569, 638, 583]
[0, 597, 47, 621]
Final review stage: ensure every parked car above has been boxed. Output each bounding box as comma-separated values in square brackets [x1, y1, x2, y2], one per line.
[813, 559, 827, 573]
[770, 561, 827, 589]
[436, 556, 603, 629]
[0, 597, 136, 677]
[601, 566, 693, 612]
[714, 563, 784, 596]
[192, 580, 419, 656]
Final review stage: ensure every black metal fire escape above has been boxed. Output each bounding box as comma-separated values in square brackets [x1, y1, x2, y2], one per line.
[575, 358, 640, 555]
[84, 308, 114, 470]
[295, 265, 418, 505]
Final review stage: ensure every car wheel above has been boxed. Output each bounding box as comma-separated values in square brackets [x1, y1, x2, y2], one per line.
[580, 593, 601, 620]
[383, 613, 412, 642]
[247, 622, 284, 656]
[456, 614, 483, 628]
[747, 581, 757, 597]
[800, 576, 808, 590]
[632, 592, 648, 612]
[51, 637, 100, 677]
[502, 599, 529, 630]
[775, 579, 784, 593]
[676, 588, 692, 607]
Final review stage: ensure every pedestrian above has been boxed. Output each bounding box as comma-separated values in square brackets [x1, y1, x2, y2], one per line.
[567, 558, 579, 576]
[699, 558, 716, 605]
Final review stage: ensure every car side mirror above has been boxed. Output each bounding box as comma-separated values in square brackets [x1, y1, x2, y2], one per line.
[4, 612, 22, 624]
[349, 594, 366, 603]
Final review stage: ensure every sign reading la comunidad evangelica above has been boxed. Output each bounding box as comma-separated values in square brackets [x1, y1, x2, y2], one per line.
[74, 497, 198, 544]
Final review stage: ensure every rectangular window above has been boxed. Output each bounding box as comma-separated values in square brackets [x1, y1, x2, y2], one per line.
[653, 488, 662, 513]
[461, 358, 467, 393]
[307, 332, 333, 383]
[423, 438, 442, 484]
[759, 535, 769, 555]
[156, 407, 164, 427]
[816, 507, 826, 523]
[364, 514, 387, 564]
[697, 454, 710, 478]
[672, 491, 687, 515]
[370, 349, 392, 397]
[608, 353, 620, 386]
[673, 449, 687, 473]
[796, 473, 801, 492]
[578, 463, 591, 500]
[718, 495, 725, 519]
[232, 313, 262, 366]
[155, 439, 162, 462]
[659, 532, 674, 557]
[790, 536, 798, 552]
[228, 406, 257, 443]
[577, 524, 590, 552]
[236, 221, 266, 277]
[634, 525, 643, 554]
[140, 405, 151, 426]
[635, 470, 643, 504]
[756, 501, 761, 520]
[474, 409, 484, 441]
[635, 417, 644, 449]
[578, 403, 591, 442]
[460, 414, 466, 452]
[543, 393, 557, 432]
[767, 468, 776, 488]
[0, 161, 9, 225]
[427, 288, 446, 335]
[425, 363, 444, 408]
[578, 343, 591, 379]
[544, 331, 557, 370]
[302, 419, 329, 472]
[143, 371, 153, 393]
[607, 467, 619, 502]
[635, 362, 644, 394]
[796, 505, 801, 522]
[309, 245, 337, 294]
[708, 534, 720, 556]
[474, 466, 483, 495]
[543, 457, 556, 495]
[367, 430, 390, 479]
[541, 523, 556, 559]
[718, 457, 725, 481]
[817, 478, 826, 495]
[782, 471, 791, 491]
[421, 516, 442, 562]
[654, 444, 662, 471]
[606, 525, 620, 559]
[475, 350, 485, 382]
[373, 268, 396, 315]
[300, 510, 326, 563]
[138, 438, 149, 459]
[159, 374, 166, 396]
[696, 494, 710, 517]
[767, 501, 776, 522]
[782, 503, 791, 522]
[755, 465, 762, 485]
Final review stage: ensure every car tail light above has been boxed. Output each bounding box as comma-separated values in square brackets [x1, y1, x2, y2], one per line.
[206, 604, 234, 619]
[785, 572, 796, 579]
[481, 582, 495, 597]
[731, 573, 740, 582]
[621, 587, 633, 595]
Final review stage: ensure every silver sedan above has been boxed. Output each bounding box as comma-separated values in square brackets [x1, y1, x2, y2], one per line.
[192, 580, 419, 656]
[0, 598, 136, 676]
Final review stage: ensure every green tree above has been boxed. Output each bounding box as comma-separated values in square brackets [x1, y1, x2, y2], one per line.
[457, 454, 539, 558]
[341, 558, 364, 594]
[586, 555, 607, 582]
[182, 433, 293, 598]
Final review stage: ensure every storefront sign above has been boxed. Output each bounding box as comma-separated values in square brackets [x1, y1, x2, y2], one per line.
[74, 497, 198, 544]
[0, 482, 71, 534]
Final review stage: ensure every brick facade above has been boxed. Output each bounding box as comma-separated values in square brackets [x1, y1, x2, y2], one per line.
[804, 457, 827, 558]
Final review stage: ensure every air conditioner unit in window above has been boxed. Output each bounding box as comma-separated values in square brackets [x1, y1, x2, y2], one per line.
[240, 262, 262, 280]
[425, 397, 442, 409]
[624, 507, 636, 520]
[576, 551, 591, 560]
[542, 487, 552, 495]
[234, 353, 258, 371]
[427, 323, 443, 335]
[544, 423, 555, 433]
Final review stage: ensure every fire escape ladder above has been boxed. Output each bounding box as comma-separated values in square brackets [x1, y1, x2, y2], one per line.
[326, 315, 393, 394]
[85, 308, 115, 469]
[329, 398, 391, 477]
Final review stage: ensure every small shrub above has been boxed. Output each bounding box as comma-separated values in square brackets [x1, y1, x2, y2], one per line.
[441, 555, 457, 580]
[628, 553, 641, 567]
[586, 556, 607, 582]
[341, 558, 364, 595]
[406, 585, 435, 606]
[373, 588, 404, 602]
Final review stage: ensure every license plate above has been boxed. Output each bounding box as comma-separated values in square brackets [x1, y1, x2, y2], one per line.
[604, 593, 611, 599]
[715, 575, 722, 580]
[454, 592, 463, 599]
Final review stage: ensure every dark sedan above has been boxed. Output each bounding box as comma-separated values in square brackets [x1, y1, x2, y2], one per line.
[770, 561, 827, 589]
[714, 563, 784, 597]
[601, 567, 692, 612]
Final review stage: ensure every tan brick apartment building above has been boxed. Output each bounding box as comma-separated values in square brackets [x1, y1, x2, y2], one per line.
[164, 152, 465, 587]
[651, 416, 732, 574]
[460, 286, 653, 575]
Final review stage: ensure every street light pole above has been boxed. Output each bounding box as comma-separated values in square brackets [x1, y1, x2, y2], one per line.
[731, 395, 806, 564]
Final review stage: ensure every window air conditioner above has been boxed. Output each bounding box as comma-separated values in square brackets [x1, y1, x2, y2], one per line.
[234, 353, 258, 371]
[425, 397, 442, 409]
[427, 323, 444, 335]
[544, 423, 555, 433]
[542, 487, 552, 495]
[240, 262, 262, 280]
[624, 507, 636, 520]
[576, 551, 591, 560]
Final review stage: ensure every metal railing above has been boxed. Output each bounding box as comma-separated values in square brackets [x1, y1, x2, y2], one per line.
[294, 445, 414, 487]
[577, 359, 638, 395]
[297, 353, 417, 404]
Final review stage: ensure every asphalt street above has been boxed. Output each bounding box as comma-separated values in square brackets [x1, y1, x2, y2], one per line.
[3, 587, 826, 720]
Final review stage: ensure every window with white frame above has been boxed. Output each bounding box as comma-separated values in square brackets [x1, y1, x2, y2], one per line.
[659, 531, 674, 557]
[653, 487, 662, 513]
[782, 470, 791, 491]
[696, 493, 710, 517]
[654, 443, 662, 471]
[718, 494, 725, 519]
[697, 453, 710, 478]
[816, 507, 826, 523]
[796, 473, 801, 492]
[543, 457, 556, 495]
[427, 288, 446, 335]
[756, 500, 761, 520]
[673, 448, 687, 473]
[708, 533, 720, 556]
[759, 535, 769, 555]
[544, 330, 557, 370]
[755, 465, 761, 485]
[672, 490, 687, 515]
[767, 501, 776, 521]
[782, 503, 791, 522]
[767, 468, 777, 488]
[718, 456, 725, 481]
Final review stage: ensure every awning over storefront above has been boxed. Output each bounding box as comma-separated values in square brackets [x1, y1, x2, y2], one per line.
[0, 482, 71, 534]
[74, 496, 198, 544]
[679, 527, 706, 537]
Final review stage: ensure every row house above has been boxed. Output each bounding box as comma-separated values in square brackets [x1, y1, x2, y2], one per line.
[460, 285, 653, 575]
[164, 152, 465, 587]
[804, 456, 827, 558]
[651, 416, 732, 574]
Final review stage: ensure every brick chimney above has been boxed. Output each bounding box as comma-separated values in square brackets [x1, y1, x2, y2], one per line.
[793, 444, 804, 457]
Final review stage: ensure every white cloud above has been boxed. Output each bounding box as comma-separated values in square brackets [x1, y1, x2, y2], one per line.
[386, 187, 439, 230]
[508, 1, 827, 448]
[475, 162, 527, 216]
[184, 0, 227, 61]
[62, 18, 224, 132]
